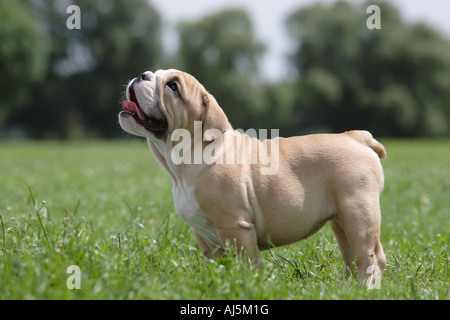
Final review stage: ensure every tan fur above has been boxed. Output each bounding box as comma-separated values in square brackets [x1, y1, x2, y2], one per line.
[119, 69, 387, 281]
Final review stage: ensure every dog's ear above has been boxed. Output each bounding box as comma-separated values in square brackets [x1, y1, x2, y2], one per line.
[201, 92, 232, 138]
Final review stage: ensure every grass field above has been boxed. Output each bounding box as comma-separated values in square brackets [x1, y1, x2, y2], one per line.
[0, 139, 448, 300]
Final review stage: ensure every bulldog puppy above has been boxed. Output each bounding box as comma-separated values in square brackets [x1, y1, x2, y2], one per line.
[118, 69, 387, 281]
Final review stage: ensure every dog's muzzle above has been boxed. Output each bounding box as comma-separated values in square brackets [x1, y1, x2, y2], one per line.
[119, 72, 168, 138]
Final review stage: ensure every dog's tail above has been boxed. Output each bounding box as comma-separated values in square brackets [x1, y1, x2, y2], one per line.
[346, 130, 387, 159]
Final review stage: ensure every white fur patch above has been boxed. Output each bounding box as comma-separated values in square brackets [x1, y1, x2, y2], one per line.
[173, 181, 222, 248]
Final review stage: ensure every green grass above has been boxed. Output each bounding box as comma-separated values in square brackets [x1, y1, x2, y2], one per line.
[0, 139, 448, 299]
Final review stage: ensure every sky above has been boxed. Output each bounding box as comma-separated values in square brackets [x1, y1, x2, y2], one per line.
[151, 0, 450, 80]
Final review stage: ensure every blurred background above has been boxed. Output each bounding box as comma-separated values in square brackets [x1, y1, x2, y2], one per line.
[1, 0, 449, 139]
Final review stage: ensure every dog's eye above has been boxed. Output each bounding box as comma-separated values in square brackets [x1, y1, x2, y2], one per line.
[167, 82, 178, 93]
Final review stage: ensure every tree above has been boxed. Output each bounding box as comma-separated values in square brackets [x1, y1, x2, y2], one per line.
[286, 1, 450, 137]
[176, 9, 267, 130]
[0, 0, 48, 132]
[8, 0, 162, 138]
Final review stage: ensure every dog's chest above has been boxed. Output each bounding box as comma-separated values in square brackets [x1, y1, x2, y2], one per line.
[172, 184, 221, 247]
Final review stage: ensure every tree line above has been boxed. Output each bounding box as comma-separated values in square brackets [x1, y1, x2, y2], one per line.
[1, 0, 449, 138]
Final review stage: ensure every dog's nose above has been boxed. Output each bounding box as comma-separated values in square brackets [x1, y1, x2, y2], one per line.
[140, 72, 152, 81]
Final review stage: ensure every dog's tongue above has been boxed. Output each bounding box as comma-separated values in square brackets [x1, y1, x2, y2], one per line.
[122, 101, 148, 121]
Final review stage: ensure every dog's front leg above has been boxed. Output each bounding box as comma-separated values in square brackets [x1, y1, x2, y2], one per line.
[192, 229, 224, 259]
[215, 224, 262, 266]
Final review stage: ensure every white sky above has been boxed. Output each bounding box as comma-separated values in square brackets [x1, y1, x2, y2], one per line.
[151, 0, 450, 80]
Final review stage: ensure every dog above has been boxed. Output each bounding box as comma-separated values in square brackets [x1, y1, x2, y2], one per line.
[118, 69, 387, 281]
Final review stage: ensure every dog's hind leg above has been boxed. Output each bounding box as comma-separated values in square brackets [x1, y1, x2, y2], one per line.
[330, 220, 355, 276]
[335, 192, 386, 281]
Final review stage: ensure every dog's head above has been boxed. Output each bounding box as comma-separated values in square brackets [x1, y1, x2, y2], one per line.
[119, 69, 231, 139]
